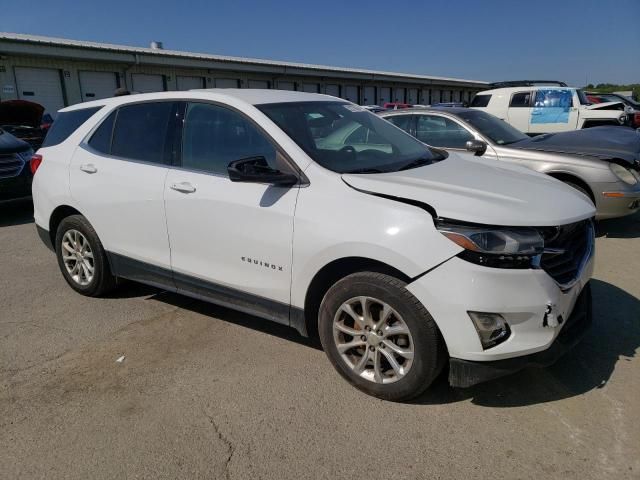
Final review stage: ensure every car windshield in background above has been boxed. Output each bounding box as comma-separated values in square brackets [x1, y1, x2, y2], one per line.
[457, 110, 529, 145]
[258, 101, 443, 173]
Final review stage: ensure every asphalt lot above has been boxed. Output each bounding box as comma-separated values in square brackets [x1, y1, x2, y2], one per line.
[1, 197, 639, 480]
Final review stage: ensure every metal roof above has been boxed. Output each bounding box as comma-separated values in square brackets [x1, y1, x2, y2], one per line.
[0, 32, 488, 87]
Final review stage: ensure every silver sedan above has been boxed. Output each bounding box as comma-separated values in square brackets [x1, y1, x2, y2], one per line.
[379, 107, 640, 220]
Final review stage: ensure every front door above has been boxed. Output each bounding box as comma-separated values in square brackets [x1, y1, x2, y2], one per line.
[164, 102, 299, 323]
[506, 91, 532, 132]
[529, 88, 579, 133]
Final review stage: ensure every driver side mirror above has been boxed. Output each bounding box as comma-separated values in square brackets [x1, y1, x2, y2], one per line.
[228, 156, 299, 186]
[465, 139, 487, 156]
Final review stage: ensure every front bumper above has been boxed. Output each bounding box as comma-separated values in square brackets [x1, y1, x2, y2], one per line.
[448, 283, 592, 387]
[593, 181, 640, 220]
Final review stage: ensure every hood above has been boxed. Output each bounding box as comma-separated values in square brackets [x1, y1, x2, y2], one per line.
[0, 100, 45, 127]
[342, 153, 595, 227]
[511, 126, 640, 165]
[587, 101, 625, 111]
[0, 128, 32, 154]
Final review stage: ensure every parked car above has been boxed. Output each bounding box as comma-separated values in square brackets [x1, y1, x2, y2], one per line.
[382, 102, 412, 110]
[431, 102, 468, 108]
[470, 82, 632, 134]
[362, 105, 387, 113]
[379, 107, 640, 219]
[33, 90, 595, 400]
[0, 100, 49, 150]
[0, 127, 35, 200]
[585, 92, 640, 128]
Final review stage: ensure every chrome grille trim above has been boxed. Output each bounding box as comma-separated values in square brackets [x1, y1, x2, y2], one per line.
[0, 153, 26, 179]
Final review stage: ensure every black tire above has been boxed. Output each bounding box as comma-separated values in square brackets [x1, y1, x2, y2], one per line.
[318, 272, 445, 401]
[55, 214, 116, 297]
[565, 181, 594, 205]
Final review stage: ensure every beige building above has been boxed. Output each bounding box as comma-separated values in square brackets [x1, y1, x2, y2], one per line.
[0, 32, 487, 116]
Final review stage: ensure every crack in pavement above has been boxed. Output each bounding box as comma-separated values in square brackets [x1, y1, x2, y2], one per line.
[203, 409, 236, 480]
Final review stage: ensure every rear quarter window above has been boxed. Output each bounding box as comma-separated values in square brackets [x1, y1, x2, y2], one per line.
[41, 107, 102, 147]
[470, 95, 491, 108]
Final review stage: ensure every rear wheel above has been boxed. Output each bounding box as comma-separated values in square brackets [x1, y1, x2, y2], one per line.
[55, 215, 116, 297]
[319, 272, 445, 401]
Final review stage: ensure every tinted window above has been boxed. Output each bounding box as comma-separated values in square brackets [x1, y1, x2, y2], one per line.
[42, 107, 102, 147]
[386, 114, 413, 133]
[111, 102, 174, 163]
[259, 102, 441, 174]
[470, 95, 491, 107]
[182, 102, 277, 175]
[415, 115, 473, 148]
[457, 110, 528, 145]
[87, 111, 116, 154]
[510, 92, 532, 107]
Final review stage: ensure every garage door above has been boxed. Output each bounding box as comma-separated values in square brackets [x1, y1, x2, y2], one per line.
[325, 84, 340, 97]
[343, 85, 359, 103]
[363, 86, 376, 105]
[14, 67, 65, 117]
[420, 89, 431, 105]
[215, 78, 240, 88]
[407, 88, 418, 104]
[393, 88, 405, 103]
[132, 74, 164, 93]
[79, 71, 118, 101]
[248, 79, 270, 89]
[431, 89, 441, 104]
[177, 76, 204, 91]
[302, 83, 319, 93]
[379, 87, 391, 104]
[277, 81, 295, 91]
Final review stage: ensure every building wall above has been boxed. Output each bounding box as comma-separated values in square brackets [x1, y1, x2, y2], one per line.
[0, 53, 481, 111]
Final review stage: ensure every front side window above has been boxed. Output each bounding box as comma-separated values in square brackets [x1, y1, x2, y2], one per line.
[532, 89, 574, 124]
[111, 102, 175, 163]
[510, 92, 532, 108]
[181, 102, 276, 175]
[42, 107, 102, 147]
[415, 115, 474, 148]
[258, 102, 442, 173]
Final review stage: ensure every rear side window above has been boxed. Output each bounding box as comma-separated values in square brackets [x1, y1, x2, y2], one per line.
[509, 92, 532, 108]
[386, 114, 414, 133]
[470, 95, 491, 108]
[111, 102, 175, 164]
[41, 107, 102, 147]
[87, 111, 116, 154]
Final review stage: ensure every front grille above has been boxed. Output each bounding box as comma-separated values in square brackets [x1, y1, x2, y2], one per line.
[0, 153, 26, 179]
[539, 220, 593, 287]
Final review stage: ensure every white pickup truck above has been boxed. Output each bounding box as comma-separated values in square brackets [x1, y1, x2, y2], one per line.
[471, 82, 631, 134]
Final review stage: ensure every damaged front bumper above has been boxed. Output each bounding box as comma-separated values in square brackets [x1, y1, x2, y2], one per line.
[448, 283, 592, 388]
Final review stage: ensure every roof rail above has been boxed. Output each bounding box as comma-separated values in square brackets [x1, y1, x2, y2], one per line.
[489, 80, 568, 88]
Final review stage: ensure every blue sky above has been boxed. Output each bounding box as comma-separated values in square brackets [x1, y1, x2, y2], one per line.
[2, 0, 638, 86]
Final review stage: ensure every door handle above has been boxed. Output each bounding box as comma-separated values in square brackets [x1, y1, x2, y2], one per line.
[170, 182, 196, 194]
[79, 163, 97, 174]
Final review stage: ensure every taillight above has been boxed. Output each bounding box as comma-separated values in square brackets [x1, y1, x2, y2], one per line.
[30, 154, 43, 175]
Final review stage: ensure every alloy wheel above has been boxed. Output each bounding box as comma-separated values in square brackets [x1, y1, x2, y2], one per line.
[61, 229, 95, 286]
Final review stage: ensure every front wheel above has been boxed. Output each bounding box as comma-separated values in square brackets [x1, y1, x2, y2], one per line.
[318, 272, 445, 401]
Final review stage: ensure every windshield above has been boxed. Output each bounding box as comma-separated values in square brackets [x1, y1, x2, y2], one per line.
[456, 110, 528, 145]
[258, 101, 443, 173]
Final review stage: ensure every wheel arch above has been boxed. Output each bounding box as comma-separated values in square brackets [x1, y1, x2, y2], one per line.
[301, 256, 411, 339]
[48, 204, 85, 246]
[545, 171, 595, 203]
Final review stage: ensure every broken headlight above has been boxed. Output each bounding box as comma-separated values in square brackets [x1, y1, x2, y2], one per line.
[437, 221, 544, 268]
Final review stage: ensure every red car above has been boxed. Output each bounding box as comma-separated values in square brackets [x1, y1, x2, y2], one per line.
[382, 102, 412, 110]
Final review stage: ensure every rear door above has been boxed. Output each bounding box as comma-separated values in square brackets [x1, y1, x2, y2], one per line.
[164, 102, 299, 319]
[529, 88, 579, 133]
[70, 101, 177, 279]
[506, 91, 532, 132]
[14, 67, 65, 117]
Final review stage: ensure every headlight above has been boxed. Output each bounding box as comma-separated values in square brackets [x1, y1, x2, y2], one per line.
[437, 221, 544, 268]
[610, 163, 638, 185]
[618, 114, 627, 125]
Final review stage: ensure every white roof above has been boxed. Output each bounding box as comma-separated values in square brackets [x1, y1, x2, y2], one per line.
[0, 32, 488, 86]
[60, 89, 339, 112]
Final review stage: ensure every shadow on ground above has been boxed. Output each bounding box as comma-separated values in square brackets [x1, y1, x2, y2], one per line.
[121, 277, 638, 407]
[597, 210, 640, 239]
[0, 197, 34, 227]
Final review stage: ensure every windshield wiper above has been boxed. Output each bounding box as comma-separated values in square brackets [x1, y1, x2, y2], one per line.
[398, 157, 433, 171]
[344, 167, 385, 174]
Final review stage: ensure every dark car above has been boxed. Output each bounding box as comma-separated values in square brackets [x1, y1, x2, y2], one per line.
[0, 127, 35, 200]
[0, 100, 49, 150]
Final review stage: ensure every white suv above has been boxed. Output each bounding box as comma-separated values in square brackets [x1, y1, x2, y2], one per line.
[32, 90, 596, 400]
[471, 83, 630, 134]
